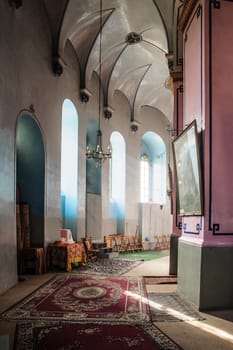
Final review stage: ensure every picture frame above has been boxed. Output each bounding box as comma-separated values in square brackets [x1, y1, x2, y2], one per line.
[172, 119, 203, 216]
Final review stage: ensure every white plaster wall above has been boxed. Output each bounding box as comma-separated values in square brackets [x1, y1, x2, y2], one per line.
[0, 1, 87, 292]
[139, 203, 172, 242]
[86, 194, 101, 240]
[0, 1, 173, 293]
[102, 94, 173, 238]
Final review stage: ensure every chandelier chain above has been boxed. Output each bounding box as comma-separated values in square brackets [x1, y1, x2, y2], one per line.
[86, 0, 111, 167]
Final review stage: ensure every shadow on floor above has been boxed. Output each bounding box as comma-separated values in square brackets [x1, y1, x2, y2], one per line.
[204, 309, 233, 323]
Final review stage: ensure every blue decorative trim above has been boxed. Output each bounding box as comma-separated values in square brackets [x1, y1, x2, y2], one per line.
[183, 218, 202, 235]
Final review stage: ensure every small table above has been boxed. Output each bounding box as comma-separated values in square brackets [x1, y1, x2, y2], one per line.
[47, 242, 87, 272]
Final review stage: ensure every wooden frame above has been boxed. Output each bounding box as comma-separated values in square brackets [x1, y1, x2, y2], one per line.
[172, 120, 203, 216]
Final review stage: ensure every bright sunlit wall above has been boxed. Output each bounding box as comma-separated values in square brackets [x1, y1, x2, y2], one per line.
[61, 99, 78, 238]
[110, 131, 126, 233]
[141, 132, 166, 204]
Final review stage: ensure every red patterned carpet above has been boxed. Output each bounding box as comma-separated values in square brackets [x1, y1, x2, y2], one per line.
[2, 275, 183, 349]
[1, 275, 150, 323]
[15, 321, 182, 349]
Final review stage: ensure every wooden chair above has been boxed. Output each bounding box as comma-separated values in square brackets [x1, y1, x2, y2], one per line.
[113, 235, 128, 253]
[155, 234, 163, 250]
[22, 247, 44, 274]
[125, 236, 136, 252]
[113, 235, 122, 252]
[104, 235, 114, 249]
[134, 235, 144, 251]
[113, 236, 121, 252]
[120, 237, 129, 253]
[82, 237, 99, 261]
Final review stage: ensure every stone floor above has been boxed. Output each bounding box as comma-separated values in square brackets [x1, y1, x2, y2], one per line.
[0, 254, 233, 349]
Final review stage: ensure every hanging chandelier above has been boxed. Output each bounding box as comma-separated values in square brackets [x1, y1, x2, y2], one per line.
[86, 129, 112, 167]
[86, 0, 111, 167]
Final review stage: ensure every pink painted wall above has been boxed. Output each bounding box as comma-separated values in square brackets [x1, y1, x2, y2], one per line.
[207, 1, 233, 240]
[181, 0, 233, 246]
[181, 2, 204, 240]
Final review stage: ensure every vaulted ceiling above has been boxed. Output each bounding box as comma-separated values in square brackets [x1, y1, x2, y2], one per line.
[43, 0, 180, 125]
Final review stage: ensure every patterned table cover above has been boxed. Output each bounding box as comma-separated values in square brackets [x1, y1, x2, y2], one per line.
[47, 242, 87, 271]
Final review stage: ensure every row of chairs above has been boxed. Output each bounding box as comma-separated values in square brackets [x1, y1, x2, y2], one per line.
[81, 234, 170, 262]
[155, 234, 170, 250]
[104, 234, 143, 253]
[81, 235, 144, 261]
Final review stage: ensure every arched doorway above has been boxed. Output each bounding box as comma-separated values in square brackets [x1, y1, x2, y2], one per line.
[16, 114, 45, 272]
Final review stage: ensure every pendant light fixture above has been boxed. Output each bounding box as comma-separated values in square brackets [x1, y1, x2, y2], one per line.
[86, 0, 111, 167]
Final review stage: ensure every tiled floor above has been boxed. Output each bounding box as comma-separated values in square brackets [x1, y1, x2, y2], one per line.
[0, 255, 233, 349]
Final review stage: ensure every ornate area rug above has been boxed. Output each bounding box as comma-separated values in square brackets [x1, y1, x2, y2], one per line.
[144, 276, 177, 285]
[117, 251, 169, 262]
[15, 321, 182, 350]
[1, 275, 150, 323]
[148, 292, 205, 322]
[74, 258, 143, 276]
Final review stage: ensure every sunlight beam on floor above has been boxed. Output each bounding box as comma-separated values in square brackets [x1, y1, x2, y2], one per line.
[125, 291, 233, 344]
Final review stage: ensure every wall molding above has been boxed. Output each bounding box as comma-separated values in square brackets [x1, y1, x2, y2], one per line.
[182, 5, 203, 235]
[208, 1, 233, 235]
[178, 0, 198, 32]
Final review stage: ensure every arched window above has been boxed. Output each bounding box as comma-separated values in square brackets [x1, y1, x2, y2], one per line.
[141, 132, 166, 204]
[153, 150, 166, 204]
[110, 132, 126, 233]
[140, 153, 150, 202]
[61, 99, 78, 239]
